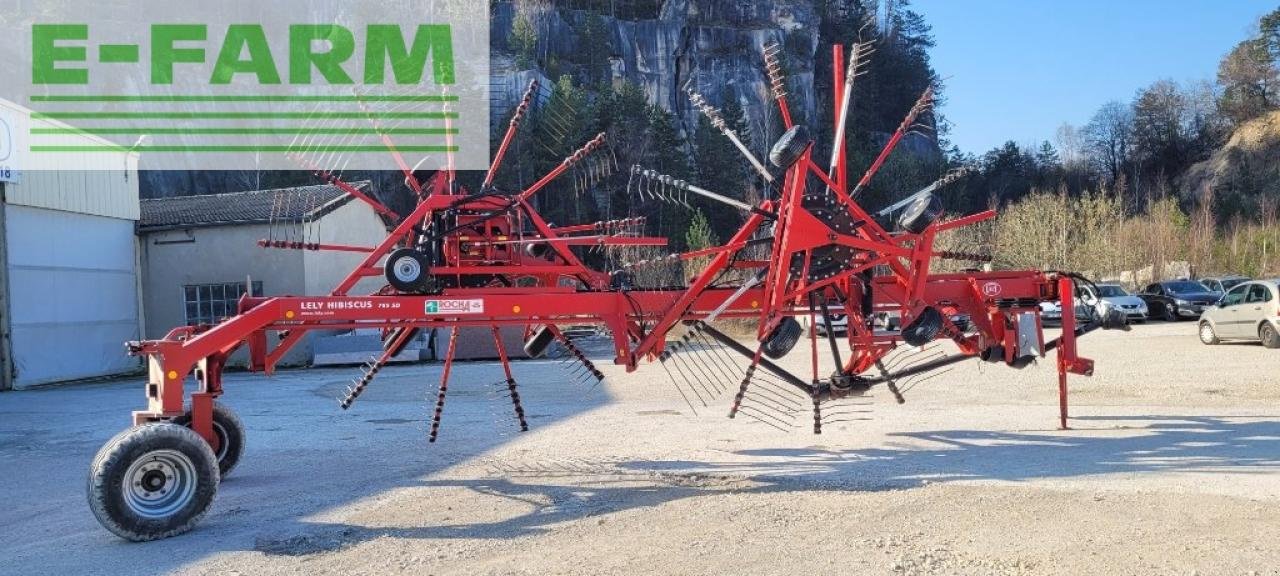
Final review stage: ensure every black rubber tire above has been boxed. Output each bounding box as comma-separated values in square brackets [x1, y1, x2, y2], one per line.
[1100, 307, 1130, 330]
[1198, 321, 1219, 345]
[902, 306, 944, 347]
[173, 403, 246, 477]
[898, 192, 944, 234]
[525, 242, 551, 259]
[523, 325, 556, 358]
[87, 423, 219, 542]
[1163, 305, 1179, 322]
[1261, 323, 1280, 349]
[384, 248, 433, 293]
[769, 125, 812, 169]
[762, 317, 803, 359]
[610, 270, 634, 291]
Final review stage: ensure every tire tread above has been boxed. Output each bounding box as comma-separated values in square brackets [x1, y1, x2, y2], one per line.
[87, 423, 219, 542]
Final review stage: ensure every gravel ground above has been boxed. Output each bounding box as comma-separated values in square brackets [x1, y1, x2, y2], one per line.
[2, 320, 1279, 575]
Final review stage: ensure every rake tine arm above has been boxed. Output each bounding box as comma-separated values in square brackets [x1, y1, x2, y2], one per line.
[518, 133, 608, 203]
[851, 86, 935, 197]
[686, 86, 775, 183]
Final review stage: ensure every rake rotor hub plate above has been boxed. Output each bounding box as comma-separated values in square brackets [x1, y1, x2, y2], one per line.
[789, 192, 862, 282]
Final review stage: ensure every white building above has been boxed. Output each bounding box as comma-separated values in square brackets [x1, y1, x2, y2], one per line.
[137, 182, 392, 366]
[0, 99, 143, 390]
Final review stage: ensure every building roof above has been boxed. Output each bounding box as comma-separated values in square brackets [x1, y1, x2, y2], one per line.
[139, 181, 371, 231]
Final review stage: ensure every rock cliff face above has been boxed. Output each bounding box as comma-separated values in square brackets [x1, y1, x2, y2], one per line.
[140, 1, 940, 199]
[491, 0, 821, 151]
[1179, 110, 1280, 217]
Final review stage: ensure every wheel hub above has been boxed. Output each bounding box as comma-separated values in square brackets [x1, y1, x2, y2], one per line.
[141, 469, 166, 491]
[123, 449, 197, 519]
[393, 257, 421, 283]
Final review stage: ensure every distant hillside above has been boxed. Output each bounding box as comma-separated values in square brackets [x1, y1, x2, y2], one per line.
[1180, 110, 1280, 220]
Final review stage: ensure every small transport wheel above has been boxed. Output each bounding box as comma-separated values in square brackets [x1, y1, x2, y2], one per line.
[174, 403, 245, 477]
[898, 193, 944, 234]
[523, 325, 557, 358]
[902, 306, 944, 347]
[1261, 323, 1280, 349]
[88, 423, 219, 542]
[385, 248, 433, 293]
[762, 317, 803, 359]
[769, 125, 812, 170]
[1198, 322, 1220, 345]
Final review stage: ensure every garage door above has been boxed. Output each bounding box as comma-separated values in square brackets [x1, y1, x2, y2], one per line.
[5, 204, 140, 388]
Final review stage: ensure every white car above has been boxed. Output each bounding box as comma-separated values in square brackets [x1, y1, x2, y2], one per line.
[1041, 284, 1146, 325]
[1198, 280, 1280, 348]
[1038, 300, 1092, 324]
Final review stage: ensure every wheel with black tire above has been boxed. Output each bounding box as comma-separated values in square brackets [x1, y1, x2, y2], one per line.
[523, 325, 556, 358]
[898, 193, 944, 234]
[173, 403, 245, 477]
[87, 423, 219, 541]
[385, 248, 433, 293]
[1162, 304, 1179, 322]
[762, 317, 803, 359]
[902, 306, 944, 347]
[1261, 323, 1280, 349]
[1198, 321, 1220, 345]
[769, 125, 812, 170]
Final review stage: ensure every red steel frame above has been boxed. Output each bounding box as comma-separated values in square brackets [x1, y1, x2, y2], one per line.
[125, 46, 1098, 454]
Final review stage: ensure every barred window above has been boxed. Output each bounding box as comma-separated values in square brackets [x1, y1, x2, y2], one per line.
[183, 282, 263, 326]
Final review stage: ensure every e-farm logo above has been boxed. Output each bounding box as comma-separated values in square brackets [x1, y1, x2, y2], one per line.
[6, 2, 490, 171]
[32, 24, 456, 87]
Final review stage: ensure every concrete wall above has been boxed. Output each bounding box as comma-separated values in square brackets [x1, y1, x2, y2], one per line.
[140, 223, 309, 366]
[302, 198, 389, 296]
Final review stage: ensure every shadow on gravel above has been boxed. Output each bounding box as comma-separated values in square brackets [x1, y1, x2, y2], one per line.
[730, 415, 1280, 485]
[0, 337, 616, 576]
[246, 415, 1280, 550]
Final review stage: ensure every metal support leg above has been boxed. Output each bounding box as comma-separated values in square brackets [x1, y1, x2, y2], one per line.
[429, 328, 459, 443]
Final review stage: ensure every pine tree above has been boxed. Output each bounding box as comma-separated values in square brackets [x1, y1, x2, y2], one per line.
[693, 90, 752, 241]
[576, 13, 612, 84]
[645, 105, 693, 248]
[510, 13, 538, 70]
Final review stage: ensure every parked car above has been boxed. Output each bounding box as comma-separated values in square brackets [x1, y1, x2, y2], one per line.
[1087, 283, 1149, 323]
[830, 311, 969, 336]
[1038, 299, 1094, 325]
[813, 313, 848, 335]
[1200, 276, 1250, 294]
[1198, 279, 1280, 348]
[1138, 280, 1223, 321]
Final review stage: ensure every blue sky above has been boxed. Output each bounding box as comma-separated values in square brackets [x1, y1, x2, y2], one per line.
[913, 0, 1275, 154]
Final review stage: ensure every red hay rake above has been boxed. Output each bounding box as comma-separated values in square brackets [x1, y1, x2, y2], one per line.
[88, 42, 1124, 541]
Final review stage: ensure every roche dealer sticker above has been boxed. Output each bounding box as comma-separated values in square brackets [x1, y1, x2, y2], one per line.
[425, 299, 484, 315]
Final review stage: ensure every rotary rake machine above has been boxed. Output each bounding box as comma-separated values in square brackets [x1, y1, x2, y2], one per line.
[88, 42, 1124, 542]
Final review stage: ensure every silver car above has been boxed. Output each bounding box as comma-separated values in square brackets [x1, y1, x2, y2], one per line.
[1088, 283, 1149, 322]
[1198, 279, 1280, 348]
[1200, 276, 1250, 294]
